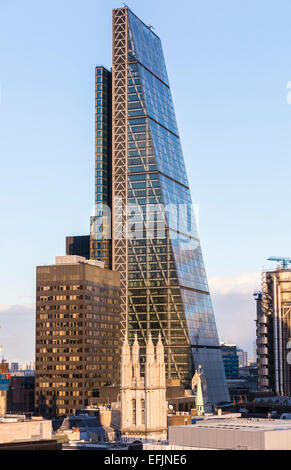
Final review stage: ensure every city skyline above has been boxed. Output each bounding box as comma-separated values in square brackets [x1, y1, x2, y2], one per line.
[1, 0, 291, 363]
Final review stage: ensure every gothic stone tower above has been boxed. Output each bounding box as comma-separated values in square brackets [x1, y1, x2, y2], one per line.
[121, 333, 167, 440]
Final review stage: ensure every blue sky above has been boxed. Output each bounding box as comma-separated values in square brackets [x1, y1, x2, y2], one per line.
[1, 0, 291, 362]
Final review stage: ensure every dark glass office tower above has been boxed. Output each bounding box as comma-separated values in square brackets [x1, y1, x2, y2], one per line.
[91, 7, 229, 404]
[90, 66, 112, 269]
[66, 235, 90, 260]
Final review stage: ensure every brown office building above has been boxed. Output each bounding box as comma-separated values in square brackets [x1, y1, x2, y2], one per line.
[35, 256, 120, 417]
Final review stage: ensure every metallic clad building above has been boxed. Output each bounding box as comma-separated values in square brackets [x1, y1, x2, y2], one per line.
[255, 267, 291, 396]
[91, 7, 229, 404]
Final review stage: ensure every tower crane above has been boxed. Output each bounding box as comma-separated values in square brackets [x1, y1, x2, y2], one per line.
[267, 257, 291, 269]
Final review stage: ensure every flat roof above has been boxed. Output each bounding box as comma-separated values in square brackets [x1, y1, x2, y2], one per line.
[172, 418, 291, 432]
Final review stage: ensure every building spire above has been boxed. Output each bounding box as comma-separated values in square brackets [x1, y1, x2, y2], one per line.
[195, 375, 204, 416]
[121, 333, 132, 388]
[132, 333, 140, 378]
[156, 332, 164, 363]
[146, 332, 155, 361]
[132, 333, 139, 354]
[121, 334, 131, 363]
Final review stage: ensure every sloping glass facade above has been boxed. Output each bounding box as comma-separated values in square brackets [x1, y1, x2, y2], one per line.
[110, 8, 229, 404]
[125, 10, 229, 404]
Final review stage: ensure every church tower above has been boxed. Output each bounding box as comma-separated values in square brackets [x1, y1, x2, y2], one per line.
[121, 334, 167, 440]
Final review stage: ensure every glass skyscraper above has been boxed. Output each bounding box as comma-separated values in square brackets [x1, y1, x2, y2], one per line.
[90, 7, 230, 405]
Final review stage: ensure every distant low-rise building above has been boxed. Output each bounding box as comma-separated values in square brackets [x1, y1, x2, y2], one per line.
[237, 349, 248, 368]
[227, 365, 258, 403]
[10, 363, 19, 374]
[220, 343, 239, 379]
[0, 363, 10, 416]
[7, 372, 35, 413]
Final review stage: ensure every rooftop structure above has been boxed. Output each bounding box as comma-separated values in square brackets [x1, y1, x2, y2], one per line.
[220, 343, 239, 379]
[55, 255, 104, 268]
[7, 373, 35, 414]
[169, 418, 291, 450]
[66, 236, 90, 260]
[0, 415, 52, 444]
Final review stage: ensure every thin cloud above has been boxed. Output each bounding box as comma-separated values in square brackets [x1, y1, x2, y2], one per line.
[209, 272, 261, 295]
[209, 272, 260, 358]
[0, 304, 35, 363]
[0, 303, 35, 313]
[0, 273, 260, 362]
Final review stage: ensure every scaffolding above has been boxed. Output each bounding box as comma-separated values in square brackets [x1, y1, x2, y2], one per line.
[255, 267, 291, 396]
